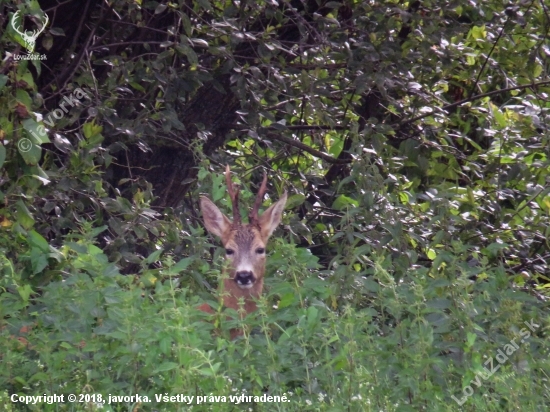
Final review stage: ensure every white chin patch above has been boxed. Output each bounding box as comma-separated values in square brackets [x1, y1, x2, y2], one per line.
[237, 283, 254, 289]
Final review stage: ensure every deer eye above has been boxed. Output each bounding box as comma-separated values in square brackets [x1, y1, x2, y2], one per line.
[255, 247, 265, 255]
[225, 249, 234, 256]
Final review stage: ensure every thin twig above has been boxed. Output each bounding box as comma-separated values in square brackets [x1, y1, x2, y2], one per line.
[264, 132, 352, 164]
[396, 80, 550, 129]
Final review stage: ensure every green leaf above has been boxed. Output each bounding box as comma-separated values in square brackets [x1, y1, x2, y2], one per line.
[196, 0, 211, 11]
[16, 200, 35, 229]
[22, 118, 50, 144]
[285, 194, 306, 209]
[155, 4, 167, 13]
[130, 82, 145, 92]
[329, 136, 344, 157]
[172, 257, 193, 272]
[176, 44, 198, 66]
[466, 332, 477, 347]
[16, 70, 36, 90]
[82, 121, 103, 139]
[0, 74, 8, 92]
[66, 242, 87, 254]
[17, 284, 33, 303]
[426, 299, 451, 309]
[0, 145, 5, 169]
[158, 337, 172, 354]
[88, 244, 103, 255]
[144, 249, 164, 264]
[89, 225, 108, 237]
[154, 362, 178, 373]
[278, 292, 296, 308]
[49, 27, 65, 36]
[30, 248, 48, 274]
[295, 247, 320, 268]
[489, 102, 506, 128]
[306, 306, 319, 327]
[19, 134, 42, 165]
[28, 230, 49, 252]
[483, 242, 509, 257]
[181, 14, 193, 36]
[361, 278, 380, 293]
[212, 172, 226, 202]
[332, 194, 358, 210]
[16, 89, 33, 107]
[199, 368, 215, 377]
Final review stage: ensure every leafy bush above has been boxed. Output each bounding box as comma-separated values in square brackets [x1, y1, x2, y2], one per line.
[1, 0, 550, 411]
[1, 225, 548, 411]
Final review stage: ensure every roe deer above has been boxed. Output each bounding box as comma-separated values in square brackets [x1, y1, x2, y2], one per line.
[199, 166, 287, 339]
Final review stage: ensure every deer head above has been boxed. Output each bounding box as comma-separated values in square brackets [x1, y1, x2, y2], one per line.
[199, 166, 287, 317]
[11, 10, 49, 53]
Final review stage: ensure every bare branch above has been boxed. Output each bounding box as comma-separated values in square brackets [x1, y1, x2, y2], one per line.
[265, 132, 352, 164]
[396, 80, 550, 130]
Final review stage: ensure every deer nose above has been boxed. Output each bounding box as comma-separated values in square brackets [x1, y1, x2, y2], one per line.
[235, 271, 255, 288]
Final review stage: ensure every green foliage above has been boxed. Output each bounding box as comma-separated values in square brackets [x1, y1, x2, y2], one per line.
[1, 234, 548, 411]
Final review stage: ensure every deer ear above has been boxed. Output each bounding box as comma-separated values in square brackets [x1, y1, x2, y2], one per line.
[200, 196, 232, 238]
[258, 191, 287, 240]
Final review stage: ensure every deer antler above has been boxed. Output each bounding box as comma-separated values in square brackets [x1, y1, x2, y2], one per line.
[249, 171, 268, 224]
[38, 13, 49, 33]
[225, 165, 241, 224]
[11, 10, 49, 52]
[11, 11, 25, 37]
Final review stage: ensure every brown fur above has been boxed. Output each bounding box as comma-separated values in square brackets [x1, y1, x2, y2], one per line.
[199, 182, 287, 339]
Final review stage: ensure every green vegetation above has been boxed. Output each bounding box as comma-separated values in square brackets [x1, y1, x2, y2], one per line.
[1, 0, 549, 410]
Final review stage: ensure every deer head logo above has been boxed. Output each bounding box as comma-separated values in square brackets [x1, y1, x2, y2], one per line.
[11, 10, 49, 54]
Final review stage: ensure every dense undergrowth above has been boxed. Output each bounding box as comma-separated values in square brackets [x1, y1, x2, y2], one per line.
[2, 0, 550, 410]
[1, 203, 549, 411]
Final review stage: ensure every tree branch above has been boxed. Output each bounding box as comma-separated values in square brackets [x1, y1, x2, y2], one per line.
[264, 124, 347, 131]
[263, 132, 352, 164]
[245, 81, 550, 165]
[396, 80, 550, 129]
